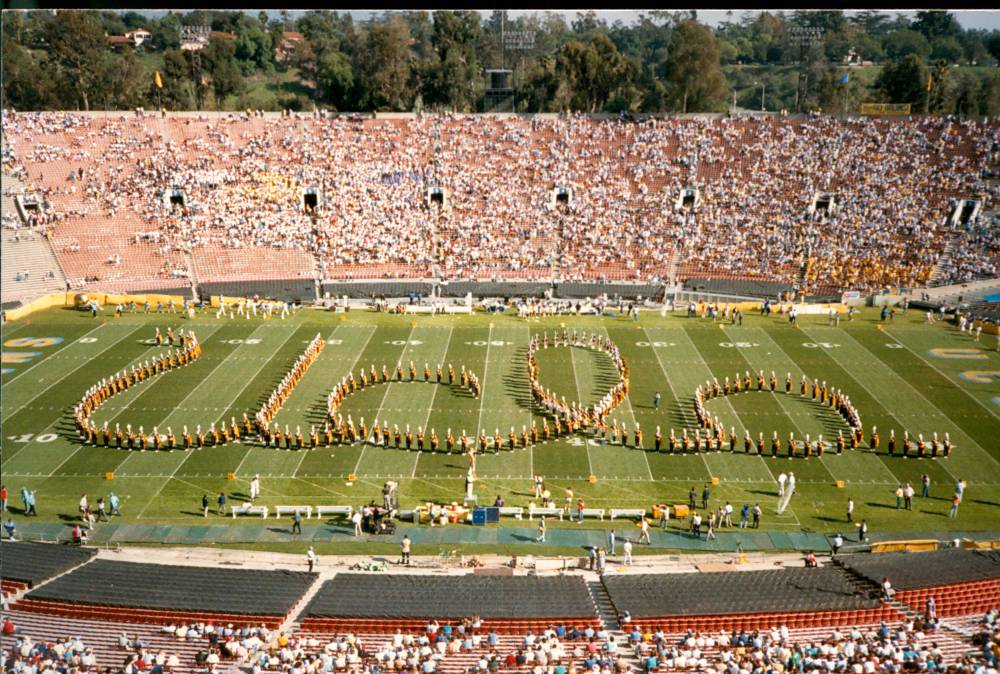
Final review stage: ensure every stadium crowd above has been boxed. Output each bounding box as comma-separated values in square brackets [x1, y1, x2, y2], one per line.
[3, 110, 997, 291]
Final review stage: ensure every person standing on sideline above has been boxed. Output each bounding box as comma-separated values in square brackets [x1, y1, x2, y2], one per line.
[4, 518, 16, 540]
[948, 494, 961, 518]
[688, 487, 697, 510]
[653, 392, 661, 410]
[536, 516, 546, 543]
[534, 475, 544, 499]
[291, 511, 302, 536]
[202, 494, 209, 518]
[659, 505, 670, 531]
[608, 529, 617, 555]
[249, 475, 261, 502]
[921, 474, 930, 498]
[904, 483, 914, 510]
[858, 519, 868, 542]
[352, 510, 363, 536]
[588, 546, 597, 570]
[752, 504, 762, 529]
[895, 485, 904, 510]
[0, 485, 7, 513]
[787, 472, 796, 497]
[623, 538, 633, 565]
[108, 492, 121, 516]
[847, 498, 854, 523]
[306, 546, 317, 572]
[401, 534, 411, 565]
[739, 504, 750, 529]
[777, 472, 787, 497]
[832, 533, 844, 555]
[706, 513, 717, 540]
[639, 517, 651, 544]
[217, 492, 226, 516]
[701, 484, 710, 510]
[596, 547, 606, 574]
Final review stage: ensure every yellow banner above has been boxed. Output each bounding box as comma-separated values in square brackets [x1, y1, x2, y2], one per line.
[859, 103, 911, 115]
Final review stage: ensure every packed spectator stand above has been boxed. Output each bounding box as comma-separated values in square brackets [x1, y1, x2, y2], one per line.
[3, 110, 997, 302]
[3, 542, 1000, 674]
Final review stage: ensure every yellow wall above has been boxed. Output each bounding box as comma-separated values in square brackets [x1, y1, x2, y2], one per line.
[3, 292, 188, 322]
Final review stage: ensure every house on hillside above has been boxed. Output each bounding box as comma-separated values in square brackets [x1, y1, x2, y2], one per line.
[274, 31, 305, 62]
[126, 29, 151, 46]
[180, 26, 236, 51]
[107, 29, 152, 51]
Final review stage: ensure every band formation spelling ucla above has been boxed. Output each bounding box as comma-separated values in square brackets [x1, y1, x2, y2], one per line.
[73, 327, 953, 458]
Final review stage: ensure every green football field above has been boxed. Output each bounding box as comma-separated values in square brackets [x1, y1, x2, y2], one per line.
[2, 305, 999, 546]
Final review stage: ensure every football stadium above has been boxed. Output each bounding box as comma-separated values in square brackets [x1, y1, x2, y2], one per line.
[2, 7, 1000, 672]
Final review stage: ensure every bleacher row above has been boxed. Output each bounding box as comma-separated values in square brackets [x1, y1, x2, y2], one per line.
[4, 112, 995, 297]
[1, 542, 998, 674]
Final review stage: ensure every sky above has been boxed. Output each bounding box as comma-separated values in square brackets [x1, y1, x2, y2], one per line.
[119, 9, 1000, 32]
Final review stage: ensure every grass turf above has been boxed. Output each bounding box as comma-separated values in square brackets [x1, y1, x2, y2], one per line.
[2, 305, 999, 551]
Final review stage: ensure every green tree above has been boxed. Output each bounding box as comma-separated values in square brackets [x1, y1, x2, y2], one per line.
[980, 72, 1000, 116]
[426, 11, 483, 111]
[953, 74, 981, 116]
[47, 10, 107, 111]
[122, 12, 148, 31]
[661, 19, 728, 112]
[884, 29, 931, 61]
[912, 11, 961, 41]
[876, 53, 929, 111]
[927, 60, 953, 114]
[930, 37, 964, 64]
[97, 50, 147, 110]
[235, 21, 274, 75]
[358, 15, 414, 110]
[151, 13, 182, 51]
[1, 39, 54, 110]
[316, 50, 354, 109]
[848, 10, 892, 37]
[160, 49, 196, 109]
[203, 37, 244, 107]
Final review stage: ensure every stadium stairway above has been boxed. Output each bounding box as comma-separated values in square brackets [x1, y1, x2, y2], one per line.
[183, 249, 201, 303]
[587, 580, 641, 673]
[1, 229, 68, 305]
[278, 571, 328, 636]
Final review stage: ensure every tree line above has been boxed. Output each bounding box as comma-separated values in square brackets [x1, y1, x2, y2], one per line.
[3, 9, 1000, 115]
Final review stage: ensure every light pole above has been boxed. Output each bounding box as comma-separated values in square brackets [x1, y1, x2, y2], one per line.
[760, 82, 766, 112]
[787, 25, 824, 113]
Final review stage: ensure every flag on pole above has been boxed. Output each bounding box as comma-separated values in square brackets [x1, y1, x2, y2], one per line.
[927, 74, 933, 92]
[837, 73, 849, 85]
[154, 70, 163, 89]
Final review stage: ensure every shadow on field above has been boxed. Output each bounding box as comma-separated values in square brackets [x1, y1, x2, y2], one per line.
[865, 502, 901, 510]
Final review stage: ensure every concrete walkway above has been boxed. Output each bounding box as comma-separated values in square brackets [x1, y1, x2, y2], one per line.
[10, 519, 999, 553]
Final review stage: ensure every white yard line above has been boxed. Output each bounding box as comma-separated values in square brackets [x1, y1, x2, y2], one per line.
[567, 340, 595, 477]
[748, 327, 896, 484]
[114, 324, 254, 476]
[352, 325, 416, 477]
[2, 323, 108, 388]
[832, 327, 993, 465]
[289, 326, 346, 478]
[474, 324, 493, 437]
[882, 327, 1000, 422]
[800, 327, 964, 483]
[41, 327, 210, 475]
[411, 326, 454, 479]
[4, 324, 144, 420]
[597, 326, 653, 480]
[667, 325, 748, 478]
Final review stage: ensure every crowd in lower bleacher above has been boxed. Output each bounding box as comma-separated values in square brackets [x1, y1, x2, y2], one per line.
[3, 110, 997, 291]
